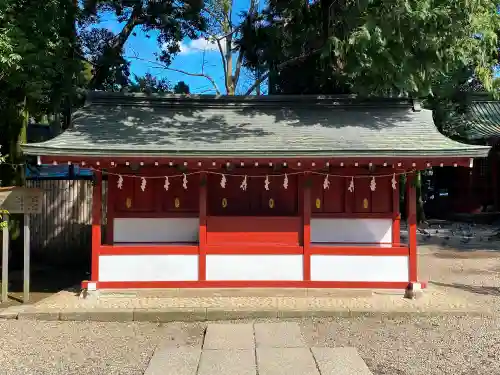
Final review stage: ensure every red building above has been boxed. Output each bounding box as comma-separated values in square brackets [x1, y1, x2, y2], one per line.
[22, 93, 490, 290]
[431, 94, 500, 215]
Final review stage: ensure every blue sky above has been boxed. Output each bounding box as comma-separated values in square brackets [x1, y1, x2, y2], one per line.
[94, 0, 265, 94]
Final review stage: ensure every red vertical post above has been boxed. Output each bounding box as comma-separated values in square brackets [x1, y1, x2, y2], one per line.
[198, 172, 207, 281]
[303, 173, 311, 281]
[492, 151, 498, 211]
[91, 170, 102, 282]
[106, 174, 114, 245]
[406, 172, 418, 282]
[392, 175, 401, 246]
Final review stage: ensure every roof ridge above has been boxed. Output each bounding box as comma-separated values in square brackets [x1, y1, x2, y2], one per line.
[86, 91, 416, 109]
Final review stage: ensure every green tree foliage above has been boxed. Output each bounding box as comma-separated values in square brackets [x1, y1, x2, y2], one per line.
[238, 0, 500, 96]
[82, 0, 205, 90]
[128, 73, 190, 94]
[0, 0, 82, 186]
[79, 27, 131, 91]
[128, 72, 170, 94]
[173, 81, 190, 94]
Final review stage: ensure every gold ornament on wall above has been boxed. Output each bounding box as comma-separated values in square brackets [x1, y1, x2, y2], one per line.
[125, 197, 132, 209]
[363, 198, 369, 209]
[316, 198, 321, 209]
[174, 197, 180, 208]
[222, 198, 228, 208]
[269, 198, 275, 208]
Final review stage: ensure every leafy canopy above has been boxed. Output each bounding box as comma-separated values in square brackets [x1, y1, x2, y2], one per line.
[238, 0, 500, 96]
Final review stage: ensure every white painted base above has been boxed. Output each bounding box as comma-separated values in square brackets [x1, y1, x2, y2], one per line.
[206, 255, 303, 281]
[310, 255, 409, 282]
[98, 255, 198, 282]
[311, 218, 392, 243]
[113, 218, 199, 243]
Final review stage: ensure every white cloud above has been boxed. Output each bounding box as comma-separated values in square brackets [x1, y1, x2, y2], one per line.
[170, 38, 238, 55]
[178, 38, 222, 54]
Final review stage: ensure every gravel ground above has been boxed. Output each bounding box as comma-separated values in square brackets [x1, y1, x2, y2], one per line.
[0, 316, 499, 375]
[0, 320, 205, 375]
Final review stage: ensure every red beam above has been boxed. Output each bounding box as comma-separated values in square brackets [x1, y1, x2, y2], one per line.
[309, 246, 408, 256]
[99, 245, 199, 255]
[40, 155, 475, 169]
[94, 280, 423, 289]
[205, 245, 303, 255]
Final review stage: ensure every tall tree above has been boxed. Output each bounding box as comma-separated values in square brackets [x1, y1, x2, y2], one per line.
[0, 0, 82, 186]
[82, 0, 205, 90]
[238, 0, 500, 96]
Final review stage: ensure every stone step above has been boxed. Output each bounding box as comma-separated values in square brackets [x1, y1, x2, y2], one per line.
[311, 347, 373, 375]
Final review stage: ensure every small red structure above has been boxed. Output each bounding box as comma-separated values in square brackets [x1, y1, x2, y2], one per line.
[22, 93, 490, 290]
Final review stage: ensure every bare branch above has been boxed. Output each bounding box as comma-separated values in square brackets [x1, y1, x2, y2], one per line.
[125, 54, 221, 95]
[243, 49, 322, 96]
[215, 38, 228, 91]
[234, 0, 257, 88]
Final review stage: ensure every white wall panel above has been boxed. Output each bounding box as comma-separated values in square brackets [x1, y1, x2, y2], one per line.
[99, 255, 198, 281]
[206, 255, 303, 281]
[310, 255, 408, 282]
[113, 218, 199, 243]
[311, 218, 392, 243]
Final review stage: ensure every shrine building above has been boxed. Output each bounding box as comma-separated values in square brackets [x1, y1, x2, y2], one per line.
[22, 92, 490, 290]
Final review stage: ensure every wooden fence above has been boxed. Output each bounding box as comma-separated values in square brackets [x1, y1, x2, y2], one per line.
[25, 179, 107, 265]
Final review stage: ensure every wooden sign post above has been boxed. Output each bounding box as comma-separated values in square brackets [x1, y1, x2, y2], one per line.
[0, 187, 42, 303]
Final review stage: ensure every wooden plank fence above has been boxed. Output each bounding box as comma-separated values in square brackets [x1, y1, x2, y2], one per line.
[25, 179, 108, 265]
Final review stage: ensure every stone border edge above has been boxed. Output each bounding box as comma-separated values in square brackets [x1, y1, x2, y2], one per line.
[0, 308, 493, 323]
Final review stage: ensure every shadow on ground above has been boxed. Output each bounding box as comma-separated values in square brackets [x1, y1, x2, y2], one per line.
[0, 266, 86, 308]
[430, 281, 500, 296]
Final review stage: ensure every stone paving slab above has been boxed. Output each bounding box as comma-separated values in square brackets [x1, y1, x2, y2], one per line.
[197, 349, 256, 375]
[144, 347, 201, 375]
[203, 323, 254, 350]
[256, 347, 319, 375]
[311, 347, 373, 375]
[254, 322, 306, 348]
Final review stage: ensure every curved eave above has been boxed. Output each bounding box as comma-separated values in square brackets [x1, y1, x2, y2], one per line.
[21, 144, 491, 159]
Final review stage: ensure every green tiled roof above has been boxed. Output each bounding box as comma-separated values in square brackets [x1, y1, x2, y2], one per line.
[465, 98, 500, 140]
[22, 92, 490, 159]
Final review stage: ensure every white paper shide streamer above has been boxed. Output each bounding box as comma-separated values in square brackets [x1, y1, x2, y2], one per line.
[323, 175, 330, 190]
[220, 174, 227, 188]
[391, 173, 397, 190]
[140, 177, 147, 192]
[240, 175, 248, 191]
[182, 173, 188, 190]
[264, 175, 270, 191]
[283, 174, 288, 189]
[164, 176, 170, 191]
[117, 175, 123, 190]
[348, 177, 355, 193]
[370, 176, 376, 191]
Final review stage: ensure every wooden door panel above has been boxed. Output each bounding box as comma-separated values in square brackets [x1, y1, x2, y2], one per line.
[132, 177, 155, 212]
[323, 176, 345, 213]
[162, 175, 199, 212]
[311, 175, 324, 213]
[371, 176, 392, 213]
[260, 175, 298, 216]
[208, 174, 250, 215]
[353, 177, 372, 213]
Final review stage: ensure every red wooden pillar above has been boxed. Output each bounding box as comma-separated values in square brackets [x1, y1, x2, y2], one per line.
[106, 174, 115, 245]
[91, 170, 102, 282]
[303, 173, 311, 281]
[392, 176, 400, 245]
[198, 172, 207, 281]
[492, 151, 499, 211]
[406, 172, 418, 282]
